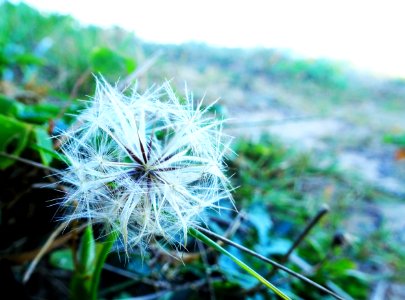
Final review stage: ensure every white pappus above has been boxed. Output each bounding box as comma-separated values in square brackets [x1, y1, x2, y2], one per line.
[58, 78, 233, 252]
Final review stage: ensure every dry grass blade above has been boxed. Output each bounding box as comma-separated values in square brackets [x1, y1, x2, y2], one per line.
[22, 222, 86, 283]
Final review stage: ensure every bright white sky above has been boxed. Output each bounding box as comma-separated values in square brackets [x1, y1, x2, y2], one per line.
[15, 0, 405, 78]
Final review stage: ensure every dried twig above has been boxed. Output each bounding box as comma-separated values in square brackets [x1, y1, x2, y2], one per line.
[23, 221, 68, 283]
[120, 278, 221, 300]
[0, 152, 59, 173]
[4, 233, 71, 264]
[248, 205, 330, 294]
[270, 205, 330, 278]
[284, 205, 329, 260]
[103, 263, 170, 289]
[22, 222, 87, 283]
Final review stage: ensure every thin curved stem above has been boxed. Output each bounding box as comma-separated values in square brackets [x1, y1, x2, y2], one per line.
[195, 225, 344, 300]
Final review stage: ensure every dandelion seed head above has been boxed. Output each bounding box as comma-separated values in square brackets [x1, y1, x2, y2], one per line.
[59, 78, 233, 251]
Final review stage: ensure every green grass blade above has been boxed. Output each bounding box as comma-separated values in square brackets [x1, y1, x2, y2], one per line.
[70, 227, 119, 300]
[90, 231, 119, 300]
[188, 227, 291, 300]
[70, 225, 96, 300]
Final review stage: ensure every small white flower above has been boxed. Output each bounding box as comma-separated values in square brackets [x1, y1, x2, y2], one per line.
[59, 78, 233, 251]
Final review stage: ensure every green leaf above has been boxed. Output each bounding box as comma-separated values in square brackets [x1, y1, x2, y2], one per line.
[256, 238, 291, 256]
[33, 126, 54, 166]
[90, 231, 119, 300]
[0, 95, 24, 117]
[384, 133, 405, 146]
[0, 95, 60, 124]
[30, 143, 67, 164]
[124, 57, 137, 73]
[322, 258, 356, 278]
[70, 226, 97, 300]
[91, 47, 136, 80]
[49, 248, 75, 271]
[17, 103, 60, 124]
[70, 226, 118, 300]
[218, 254, 257, 289]
[14, 53, 44, 66]
[188, 227, 291, 300]
[326, 281, 354, 300]
[247, 203, 272, 246]
[0, 114, 32, 169]
[77, 225, 96, 274]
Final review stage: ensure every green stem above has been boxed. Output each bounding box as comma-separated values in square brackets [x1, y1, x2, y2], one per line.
[188, 227, 291, 300]
[90, 231, 119, 300]
[70, 226, 119, 300]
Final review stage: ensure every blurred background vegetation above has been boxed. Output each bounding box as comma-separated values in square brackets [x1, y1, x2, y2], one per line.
[1, 2, 405, 299]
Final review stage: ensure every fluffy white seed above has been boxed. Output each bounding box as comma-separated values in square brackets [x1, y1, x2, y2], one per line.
[59, 79, 233, 251]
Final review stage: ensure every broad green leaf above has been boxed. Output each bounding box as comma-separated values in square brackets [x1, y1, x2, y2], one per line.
[18, 103, 60, 124]
[322, 258, 356, 277]
[384, 133, 405, 146]
[30, 143, 67, 163]
[256, 238, 291, 256]
[0, 95, 24, 117]
[188, 227, 291, 300]
[247, 203, 272, 246]
[14, 53, 44, 66]
[124, 57, 137, 73]
[91, 47, 136, 80]
[49, 248, 75, 271]
[346, 269, 370, 283]
[0, 114, 32, 169]
[33, 126, 54, 166]
[0, 95, 60, 124]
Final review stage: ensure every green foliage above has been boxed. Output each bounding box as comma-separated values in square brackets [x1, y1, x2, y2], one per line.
[228, 137, 371, 298]
[33, 126, 54, 166]
[1, 2, 403, 299]
[51, 226, 118, 300]
[0, 94, 61, 168]
[268, 57, 348, 89]
[0, 114, 32, 169]
[0, 2, 138, 95]
[384, 133, 405, 146]
[91, 47, 137, 81]
[144, 43, 350, 91]
[0, 94, 22, 116]
[189, 227, 291, 299]
[17, 102, 60, 124]
[0, 95, 60, 123]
